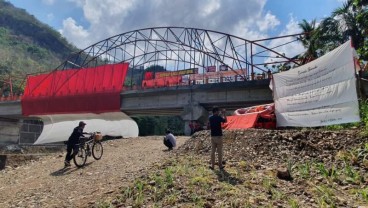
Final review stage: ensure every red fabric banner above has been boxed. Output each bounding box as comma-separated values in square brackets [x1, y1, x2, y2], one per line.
[155, 68, 198, 78]
[21, 63, 129, 116]
[144, 72, 154, 80]
[142, 76, 182, 88]
[206, 66, 216, 72]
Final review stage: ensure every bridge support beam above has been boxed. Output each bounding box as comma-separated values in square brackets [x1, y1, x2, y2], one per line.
[181, 103, 208, 136]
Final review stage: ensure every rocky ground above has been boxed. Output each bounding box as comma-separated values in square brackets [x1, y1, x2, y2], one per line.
[101, 129, 368, 208]
[184, 128, 368, 168]
[0, 136, 189, 208]
[1, 129, 368, 207]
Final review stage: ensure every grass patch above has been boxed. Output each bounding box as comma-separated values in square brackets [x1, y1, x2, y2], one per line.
[314, 185, 337, 208]
[97, 142, 368, 207]
[298, 161, 311, 179]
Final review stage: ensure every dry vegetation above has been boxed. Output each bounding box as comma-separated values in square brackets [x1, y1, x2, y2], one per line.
[98, 129, 368, 208]
[2, 129, 368, 207]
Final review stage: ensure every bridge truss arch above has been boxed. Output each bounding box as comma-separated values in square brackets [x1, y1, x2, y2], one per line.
[57, 27, 302, 88]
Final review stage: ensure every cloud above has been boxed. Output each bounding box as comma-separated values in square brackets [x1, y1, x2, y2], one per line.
[60, 17, 90, 48]
[60, 0, 278, 49]
[68, 0, 86, 7]
[264, 15, 305, 68]
[42, 0, 55, 5]
[47, 13, 54, 22]
[233, 21, 267, 41]
[257, 12, 280, 32]
[201, 0, 221, 17]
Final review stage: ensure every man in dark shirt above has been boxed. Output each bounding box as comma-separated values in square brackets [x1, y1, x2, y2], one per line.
[64, 121, 88, 167]
[208, 107, 227, 170]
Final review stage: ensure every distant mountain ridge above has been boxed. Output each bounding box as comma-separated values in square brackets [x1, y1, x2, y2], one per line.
[0, 0, 78, 94]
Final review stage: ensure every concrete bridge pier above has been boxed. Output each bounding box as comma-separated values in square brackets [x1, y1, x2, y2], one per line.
[181, 103, 208, 136]
[0, 116, 43, 145]
[0, 118, 21, 145]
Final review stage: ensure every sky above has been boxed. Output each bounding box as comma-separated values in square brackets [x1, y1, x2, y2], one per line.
[7, 0, 345, 60]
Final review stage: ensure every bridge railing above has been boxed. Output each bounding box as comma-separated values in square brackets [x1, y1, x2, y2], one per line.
[0, 95, 23, 102]
[123, 72, 272, 91]
[0, 73, 273, 100]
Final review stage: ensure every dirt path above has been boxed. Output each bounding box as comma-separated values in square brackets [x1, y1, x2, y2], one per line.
[0, 136, 189, 208]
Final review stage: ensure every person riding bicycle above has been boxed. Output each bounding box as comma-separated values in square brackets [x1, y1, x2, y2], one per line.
[64, 121, 89, 167]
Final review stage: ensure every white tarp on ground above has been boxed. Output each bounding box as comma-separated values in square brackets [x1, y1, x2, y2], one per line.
[271, 41, 360, 127]
[33, 112, 139, 144]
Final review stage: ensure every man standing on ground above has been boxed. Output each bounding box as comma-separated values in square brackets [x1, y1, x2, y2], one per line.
[64, 121, 88, 167]
[163, 130, 176, 151]
[208, 107, 227, 170]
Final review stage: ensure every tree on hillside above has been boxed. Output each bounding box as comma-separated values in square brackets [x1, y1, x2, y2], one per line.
[145, 65, 166, 72]
[0, 0, 81, 96]
[144, 65, 166, 79]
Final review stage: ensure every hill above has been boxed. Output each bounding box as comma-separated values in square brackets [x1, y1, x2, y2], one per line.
[0, 0, 77, 94]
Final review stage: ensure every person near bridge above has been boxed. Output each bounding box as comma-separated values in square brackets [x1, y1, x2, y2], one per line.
[208, 107, 227, 170]
[163, 130, 176, 151]
[64, 121, 88, 167]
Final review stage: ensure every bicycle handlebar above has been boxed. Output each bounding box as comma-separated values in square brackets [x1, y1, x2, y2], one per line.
[84, 132, 101, 135]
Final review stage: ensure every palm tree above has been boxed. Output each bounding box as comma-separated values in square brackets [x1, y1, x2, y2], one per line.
[295, 0, 368, 66]
[297, 19, 321, 64]
[351, 0, 368, 60]
[351, 0, 368, 9]
[317, 17, 345, 53]
[333, 2, 362, 47]
[318, 0, 368, 59]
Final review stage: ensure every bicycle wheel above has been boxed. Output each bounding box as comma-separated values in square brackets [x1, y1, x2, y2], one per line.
[73, 147, 87, 167]
[92, 141, 103, 160]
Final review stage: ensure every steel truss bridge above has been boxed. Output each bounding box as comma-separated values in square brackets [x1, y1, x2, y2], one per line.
[0, 27, 306, 140]
[56, 27, 303, 89]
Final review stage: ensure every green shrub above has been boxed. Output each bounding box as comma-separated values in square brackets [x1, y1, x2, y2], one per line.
[360, 99, 368, 130]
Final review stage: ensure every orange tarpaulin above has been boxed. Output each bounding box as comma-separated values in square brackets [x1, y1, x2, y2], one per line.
[222, 114, 259, 130]
[224, 103, 276, 130]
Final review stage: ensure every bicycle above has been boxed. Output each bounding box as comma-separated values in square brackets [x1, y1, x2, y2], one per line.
[73, 132, 104, 168]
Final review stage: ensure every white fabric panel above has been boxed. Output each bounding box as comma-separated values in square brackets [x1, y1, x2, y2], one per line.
[272, 41, 360, 127]
[275, 79, 358, 113]
[275, 101, 360, 127]
[272, 41, 355, 99]
[33, 112, 139, 144]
